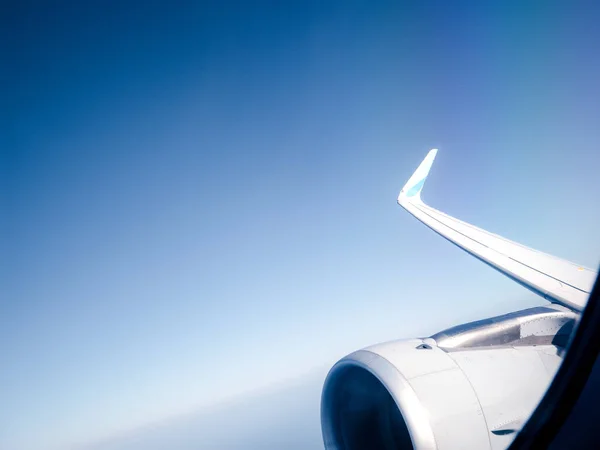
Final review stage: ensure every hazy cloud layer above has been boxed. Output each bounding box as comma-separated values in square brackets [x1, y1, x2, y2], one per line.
[82, 372, 325, 450]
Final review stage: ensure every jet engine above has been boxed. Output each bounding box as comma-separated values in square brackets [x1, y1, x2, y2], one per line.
[320, 305, 577, 450]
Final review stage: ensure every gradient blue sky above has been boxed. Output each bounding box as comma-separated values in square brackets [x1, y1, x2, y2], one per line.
[4, 2, 600, 449]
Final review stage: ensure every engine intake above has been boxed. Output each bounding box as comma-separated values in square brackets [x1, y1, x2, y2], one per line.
[322, 363, 413, 450]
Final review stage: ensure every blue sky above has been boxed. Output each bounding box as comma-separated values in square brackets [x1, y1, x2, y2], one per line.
[4, 2, 600, 449]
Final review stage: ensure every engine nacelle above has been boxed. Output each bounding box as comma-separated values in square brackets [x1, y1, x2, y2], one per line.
[321, 305, 577, 450]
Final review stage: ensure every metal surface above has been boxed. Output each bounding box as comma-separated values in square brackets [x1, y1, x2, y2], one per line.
[431, 305, 577, 351]
[321, 306, 575, 449]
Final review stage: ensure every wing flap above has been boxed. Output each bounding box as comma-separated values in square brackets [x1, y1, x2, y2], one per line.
[398, 150, 597, 312]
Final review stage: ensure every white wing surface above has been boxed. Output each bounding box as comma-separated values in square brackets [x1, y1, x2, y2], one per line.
[397, 149, 597, 312]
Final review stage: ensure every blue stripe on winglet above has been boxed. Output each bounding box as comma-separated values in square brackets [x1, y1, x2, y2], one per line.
[406, 178, 426, 197]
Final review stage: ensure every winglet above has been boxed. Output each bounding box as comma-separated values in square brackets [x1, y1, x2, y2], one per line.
[398, 148, 438, 203]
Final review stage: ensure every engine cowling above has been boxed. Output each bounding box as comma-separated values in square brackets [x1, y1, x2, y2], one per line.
[320, 305, 577, 450]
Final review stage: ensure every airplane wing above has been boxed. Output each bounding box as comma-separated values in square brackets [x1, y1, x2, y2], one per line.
[397, 149, 597, 312]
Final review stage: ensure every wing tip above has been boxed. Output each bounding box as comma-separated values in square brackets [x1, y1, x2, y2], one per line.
[398, 148, 439, 203]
